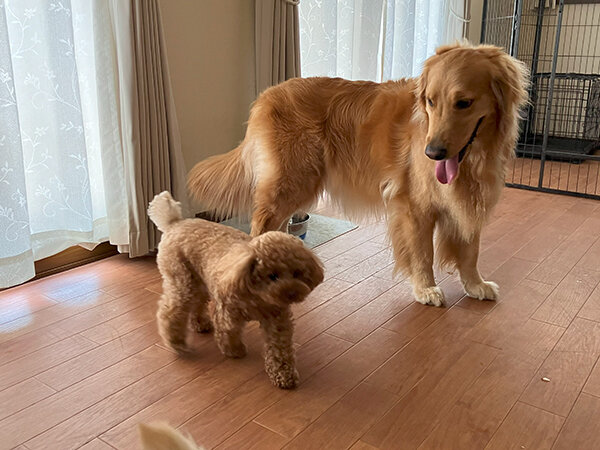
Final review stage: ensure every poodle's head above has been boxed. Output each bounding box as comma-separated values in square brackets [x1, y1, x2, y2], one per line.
[218, 231, 324, 306]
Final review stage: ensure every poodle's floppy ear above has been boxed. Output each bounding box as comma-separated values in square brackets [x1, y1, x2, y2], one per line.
[217, 244, 257, 293]
[487, 47, 529, 119]
[138, 422, 202, 450]
[304, 250, 325, 290]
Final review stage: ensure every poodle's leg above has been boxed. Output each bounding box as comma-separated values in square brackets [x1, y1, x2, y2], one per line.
[156, 270, 199, 354]
[194, 283, 213, 333]
[454, 232, 499, 300]
[387, 199, 443, 307]
[259, 308, 299, 389]
[212, 304, 247, 358]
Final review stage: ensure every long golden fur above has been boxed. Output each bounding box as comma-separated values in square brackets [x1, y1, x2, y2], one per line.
[138, 422, 202, 450]
[188, 42, 529, 306]
[148, 191, 324, 389]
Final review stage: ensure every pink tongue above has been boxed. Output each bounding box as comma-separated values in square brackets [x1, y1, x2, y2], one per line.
[435, 154, 459, 185]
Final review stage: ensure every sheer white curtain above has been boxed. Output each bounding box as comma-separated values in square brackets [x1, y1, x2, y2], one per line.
[299, 0, 469, 81]
[0, 0, 127, 288]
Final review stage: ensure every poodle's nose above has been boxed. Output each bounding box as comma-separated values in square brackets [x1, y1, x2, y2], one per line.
[425, 144, 447, 160]
[287, 291, 299, 302]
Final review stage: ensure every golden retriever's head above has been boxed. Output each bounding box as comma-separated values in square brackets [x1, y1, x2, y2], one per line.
[416, 42, 529, 184]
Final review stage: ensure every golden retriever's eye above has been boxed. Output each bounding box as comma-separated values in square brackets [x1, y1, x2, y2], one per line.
[455, 99, 473, 109]
[268, 272, 279, 282]
[427, 98, 434, 107]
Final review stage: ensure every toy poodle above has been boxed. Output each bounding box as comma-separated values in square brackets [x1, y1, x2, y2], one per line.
[148, 191, 324, 389]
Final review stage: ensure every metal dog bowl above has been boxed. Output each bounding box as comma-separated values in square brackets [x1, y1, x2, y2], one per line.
[288, 213, 309, 240]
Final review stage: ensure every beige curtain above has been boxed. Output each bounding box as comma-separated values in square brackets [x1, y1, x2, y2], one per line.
[110, 0, 188, 257]
[255, 0, 302, 95]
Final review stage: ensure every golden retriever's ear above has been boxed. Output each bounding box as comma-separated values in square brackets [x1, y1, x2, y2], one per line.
[416, 65, 429, 112]
[489, 50, 529, 118]
[417, 41, 472, 112]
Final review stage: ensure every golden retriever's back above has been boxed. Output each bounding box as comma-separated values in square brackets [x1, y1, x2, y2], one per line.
[248, 76, 417, 219]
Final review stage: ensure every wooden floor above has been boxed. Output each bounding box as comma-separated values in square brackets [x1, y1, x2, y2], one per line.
[2, 187, 600, 449]
[508, 156, 600, 196]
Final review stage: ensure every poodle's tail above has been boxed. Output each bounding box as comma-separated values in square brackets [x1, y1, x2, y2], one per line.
[148, 191, 183, 232]
[138, 422, 202, 450]
[187, 144, 254, 220]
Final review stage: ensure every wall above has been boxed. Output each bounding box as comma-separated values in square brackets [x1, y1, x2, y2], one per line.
[158, 0, 256, 173]
[468, 0, 484, 43]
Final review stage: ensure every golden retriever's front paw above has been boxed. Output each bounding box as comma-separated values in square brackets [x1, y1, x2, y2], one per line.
[414, 286, 445, 307]
[464, 280, 499, 300]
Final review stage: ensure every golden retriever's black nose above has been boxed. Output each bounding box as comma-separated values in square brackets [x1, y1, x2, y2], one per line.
[425, 144, 447, 160]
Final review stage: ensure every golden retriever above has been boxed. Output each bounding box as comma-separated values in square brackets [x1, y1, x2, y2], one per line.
[139, 423, 201, 450]
[188, 42, 528, 307]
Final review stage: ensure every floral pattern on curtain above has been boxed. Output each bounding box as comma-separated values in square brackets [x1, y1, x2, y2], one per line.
[0, 0, 127, 288]
[299, 0, 468, 81]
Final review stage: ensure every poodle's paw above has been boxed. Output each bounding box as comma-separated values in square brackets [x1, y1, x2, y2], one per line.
[464, 280, 499, 300]
[414, 286, 445, 307]
[196, 316, 213, 333]
[268, 365, 299, 390]
[221, 342, 247, 359]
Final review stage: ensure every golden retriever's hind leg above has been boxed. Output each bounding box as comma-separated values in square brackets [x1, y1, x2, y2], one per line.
[388, 200, 444, 307]
[454, 233, 499, 301]
[249, 138, 324, 237]
[250, 179, 320, 236]
[251, 206, 291, 236]
[278, 216, 291, 233]
[250, 182, 298, 236]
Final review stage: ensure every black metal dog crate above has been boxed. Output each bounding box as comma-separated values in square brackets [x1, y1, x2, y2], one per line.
[482, 0, 600, 199]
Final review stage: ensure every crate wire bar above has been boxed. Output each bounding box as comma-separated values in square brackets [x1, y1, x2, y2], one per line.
[482, 0, 600, 199]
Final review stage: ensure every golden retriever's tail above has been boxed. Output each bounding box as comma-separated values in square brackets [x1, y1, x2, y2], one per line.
[187, 145, 253, 220]
[148, 191, 183, 232]
[138, 422, 203, 450]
